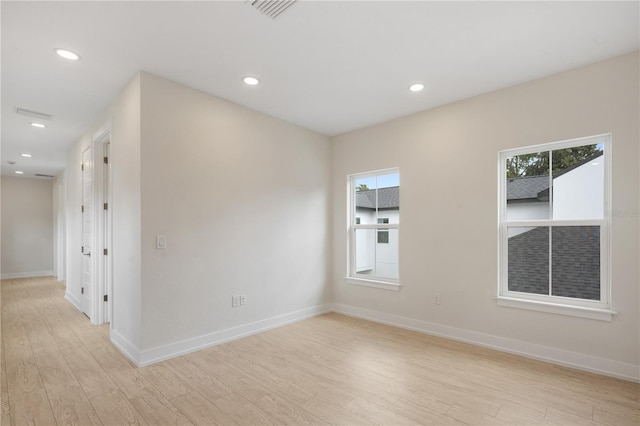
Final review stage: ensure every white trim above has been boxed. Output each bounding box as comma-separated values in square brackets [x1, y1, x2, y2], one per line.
[132, 304, 332, 367]
[331, 303, 639, 383]
[110, 328, 141, 366]
[345, 276, 401, 291]
[1, 270, 54, 279]
[64, 290, 82, 311]
[496, 296, 615, 321]
[90, 123, 112, 325]
[105, 300, 637, 381]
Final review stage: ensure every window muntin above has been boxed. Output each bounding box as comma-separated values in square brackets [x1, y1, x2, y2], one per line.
[499, 135, 610, 311]
[349, 169, 399, 284]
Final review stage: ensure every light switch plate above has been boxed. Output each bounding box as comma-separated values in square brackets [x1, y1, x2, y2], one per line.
[156, 235, 167, 249]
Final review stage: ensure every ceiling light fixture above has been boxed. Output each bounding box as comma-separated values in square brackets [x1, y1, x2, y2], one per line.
[15, 171, 24, 175]
[242, 76, 260, 86]
[409, 83, 425, 92]
[21, 153, 33, 158]
[54, 48, 80, 61]
[31, 122, 46, 128]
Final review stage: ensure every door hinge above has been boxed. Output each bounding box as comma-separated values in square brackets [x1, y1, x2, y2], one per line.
[104, 157, 109, 164]
[103, 248, 108, 255]
[81, 287, 84, 295]
[81, 246, 84, 254]
[103, 295, 108, 302]
[81, 163, 84, 171]
[81, 205, 84, 213]
[103, 203, 108, 210]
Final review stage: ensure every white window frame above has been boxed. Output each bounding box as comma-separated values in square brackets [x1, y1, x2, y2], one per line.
[497, 134, 615, 321]
[346, 168, 400, 291]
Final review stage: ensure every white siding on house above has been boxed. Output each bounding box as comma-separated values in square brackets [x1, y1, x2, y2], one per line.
[354, 208, 399, 278]
[553, 159, 604, 220]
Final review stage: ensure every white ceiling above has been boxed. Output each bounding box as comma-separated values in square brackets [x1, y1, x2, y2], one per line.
[2, 1, 638, 178]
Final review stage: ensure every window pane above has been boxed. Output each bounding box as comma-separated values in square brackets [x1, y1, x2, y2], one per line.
[376, 173, 399, 224]
[508, 226, 549, 295]
[354, 228, 375, 274]
[552, 144, 604, 220]
[551, 226, 600, 300]
[376, 228, 398, 279]
[351, 169, 399, 282]
[505, 152, 550, 220]
[354, 228, 398, 279]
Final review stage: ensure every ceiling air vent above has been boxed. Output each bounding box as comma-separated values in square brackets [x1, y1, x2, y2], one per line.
[247, 0, 296, 19]
[15, 107, 53, 121]
[35, 174, 55, 178]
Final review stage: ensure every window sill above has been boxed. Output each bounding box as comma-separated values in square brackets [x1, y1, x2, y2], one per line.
[345, 277, 401, 291]
[496, 296, 616, 321]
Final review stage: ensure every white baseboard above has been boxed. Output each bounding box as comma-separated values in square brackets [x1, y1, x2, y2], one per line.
[1, 270, 54, 279]
[111, 328, 141, 367]
[134, 304, 333, 367]
[64, 290, 82, 311]
[331, 303, 640, 383]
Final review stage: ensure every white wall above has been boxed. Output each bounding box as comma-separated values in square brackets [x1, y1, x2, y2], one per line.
[506, 202, 549, 221]
[553, 159, 604, 220]
[110, 74, 142, 351]
[1, 176, 54, 278]
[139, 73, 332, 352]
[53, 172, 65, 282]
[61, 74, 142, 352]
[331, 52, 639, 376]
[63, 130, 85, 309]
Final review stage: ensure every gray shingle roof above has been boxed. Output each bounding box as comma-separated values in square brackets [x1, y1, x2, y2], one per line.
[507, 226, 600, 300]
[506, 151, 603, 202]
[506, 175, 549, 202]
[356, 186, 399, 210]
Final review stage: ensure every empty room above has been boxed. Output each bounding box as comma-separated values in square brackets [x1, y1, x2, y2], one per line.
[1, 1, 639, 425]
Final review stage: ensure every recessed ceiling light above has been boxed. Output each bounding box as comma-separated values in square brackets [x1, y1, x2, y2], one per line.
[54, 48, 80, 61]
[242, 76, 260, 86]
[21, 153, 33, 158]
[409, 83, 425, 92]
[31, 122, 46, 128]
[15, 171, 24, 175]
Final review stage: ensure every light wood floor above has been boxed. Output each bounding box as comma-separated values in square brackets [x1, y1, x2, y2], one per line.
[1, 277, 638, 425]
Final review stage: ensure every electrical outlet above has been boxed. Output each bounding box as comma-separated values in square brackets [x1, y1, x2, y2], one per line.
[433, 293, 441, 305]
[232, 295, 246, 307]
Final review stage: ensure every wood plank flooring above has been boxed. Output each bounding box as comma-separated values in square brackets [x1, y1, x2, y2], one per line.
[1, 276, 639, 425]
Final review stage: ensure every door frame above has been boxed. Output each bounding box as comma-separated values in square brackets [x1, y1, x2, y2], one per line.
[81, 145, 93, 319]
[91, 121, 112, 325]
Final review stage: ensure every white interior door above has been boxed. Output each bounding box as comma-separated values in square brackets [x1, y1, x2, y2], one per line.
[81, 146, 93, 318]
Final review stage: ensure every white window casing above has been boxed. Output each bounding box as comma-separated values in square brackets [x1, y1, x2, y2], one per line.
[346, 168, 400, 290]
[497, 134, 615, 321]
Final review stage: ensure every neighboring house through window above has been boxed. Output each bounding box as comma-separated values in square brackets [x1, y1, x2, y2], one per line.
[347, 169, 399, 290]
[498, 134, 613, 320]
